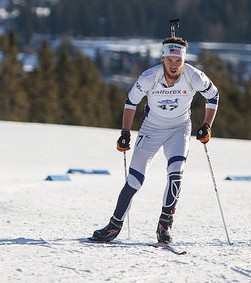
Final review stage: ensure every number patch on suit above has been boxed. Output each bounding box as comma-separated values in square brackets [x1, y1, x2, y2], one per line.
[136, 135, 144, 146]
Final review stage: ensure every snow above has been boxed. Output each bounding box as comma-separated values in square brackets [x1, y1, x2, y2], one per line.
[0, 121, 250, 283]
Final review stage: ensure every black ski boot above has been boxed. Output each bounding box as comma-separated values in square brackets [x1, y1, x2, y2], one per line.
[156, 209, 174, 244]
[90, 217, 123, 242]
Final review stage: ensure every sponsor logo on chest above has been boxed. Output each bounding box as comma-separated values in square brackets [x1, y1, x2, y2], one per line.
[152, 89, 188, 95]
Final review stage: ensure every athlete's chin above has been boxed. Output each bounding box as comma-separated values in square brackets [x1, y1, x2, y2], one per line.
[168, 73, 180, 80]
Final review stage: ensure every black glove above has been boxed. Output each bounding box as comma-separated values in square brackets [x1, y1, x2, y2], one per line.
[117, 129, 131, 151]
[196, 123, 211, 144]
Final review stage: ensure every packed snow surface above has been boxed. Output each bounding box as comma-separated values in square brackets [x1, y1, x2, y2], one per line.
[0, 121, 250, 283]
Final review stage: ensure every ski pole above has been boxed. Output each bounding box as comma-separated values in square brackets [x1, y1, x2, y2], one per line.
[203, 144, 231, 245]
[123, 151, 131, 239]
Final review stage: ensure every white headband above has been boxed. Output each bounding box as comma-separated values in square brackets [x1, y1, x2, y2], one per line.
[162, 43, 187, 59]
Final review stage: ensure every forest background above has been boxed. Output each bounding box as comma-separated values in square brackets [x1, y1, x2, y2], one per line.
[0, 0, 251, 139]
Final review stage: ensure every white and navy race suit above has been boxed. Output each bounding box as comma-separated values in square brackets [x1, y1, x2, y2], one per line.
[113, 63, 219, 221]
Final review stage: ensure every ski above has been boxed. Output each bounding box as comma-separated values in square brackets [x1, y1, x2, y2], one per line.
[150, 242, 187, 255]
[83, 238, 186, 255]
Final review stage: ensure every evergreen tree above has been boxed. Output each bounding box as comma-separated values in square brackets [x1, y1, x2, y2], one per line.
[72, 50, 110, 127]
[56, 49, 83, 125]
[0, 31, 30, 121]
[106, 84, 126, 128]
[24, 40, 61, 123]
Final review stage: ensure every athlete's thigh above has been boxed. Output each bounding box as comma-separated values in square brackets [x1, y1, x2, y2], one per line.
[163, 125, 191, 165]
[130, 128, 166, 173]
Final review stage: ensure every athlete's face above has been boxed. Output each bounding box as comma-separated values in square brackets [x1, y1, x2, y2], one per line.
[162, 56, 184, 80]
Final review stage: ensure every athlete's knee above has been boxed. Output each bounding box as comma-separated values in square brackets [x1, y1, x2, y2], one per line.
[167, 155, 187, 173]
[126, 167, 145, 190]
